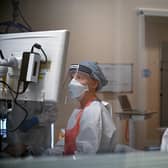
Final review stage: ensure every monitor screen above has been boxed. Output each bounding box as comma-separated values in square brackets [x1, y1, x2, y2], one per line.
[0, 30, 69, 102]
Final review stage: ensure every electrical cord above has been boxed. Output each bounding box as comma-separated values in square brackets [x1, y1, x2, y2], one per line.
[0, 82, 28, 132]
[31, 43, 48, 63]
[11, 0, 32, 31]
[0, 0, 32, 33]
[0, 50, 5, 59]
[0, 80, 29, 95]
[0, 80, 29, 132]
[17, 7, 32, 31]
[8, 81, 28, 132]
[0, 21, 31, 33]
[40, 47, 48, 63]
[8, 102, 28, 132]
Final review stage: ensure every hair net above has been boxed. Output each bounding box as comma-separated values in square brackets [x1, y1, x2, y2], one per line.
[69, 61, 108, 90]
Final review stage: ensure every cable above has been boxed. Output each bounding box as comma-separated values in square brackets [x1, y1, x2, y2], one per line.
[31, 43, 48, 63]
[14, 0, 32, 31]
[0, 80, 29, 95]
[0, 86, 27, 132]
[11, 0, 32, 31]
[0, 21, 31, 33]
[11, 0, 19, 22]
[7, 80, 28, 132]
[0, 50, 5, 59]
[40, 47, 48, 63]
[18, 7, 32, 31]
[0, 80, 29, 131]
[0, 0, 32, 33]
[7, 101, 28, 132]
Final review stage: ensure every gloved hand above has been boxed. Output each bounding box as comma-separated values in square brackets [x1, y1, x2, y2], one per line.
[19, 116, 39, 132]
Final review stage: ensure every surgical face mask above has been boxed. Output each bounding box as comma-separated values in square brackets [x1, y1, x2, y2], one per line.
[68, 78, 88, 100]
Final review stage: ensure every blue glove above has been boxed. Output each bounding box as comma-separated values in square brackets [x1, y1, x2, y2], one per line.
[19, 116, 39, 132]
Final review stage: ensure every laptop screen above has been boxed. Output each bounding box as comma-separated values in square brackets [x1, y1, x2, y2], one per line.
[118, 95, 132, 111]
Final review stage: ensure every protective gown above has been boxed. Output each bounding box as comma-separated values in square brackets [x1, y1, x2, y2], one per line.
[66, 100, 116, 154]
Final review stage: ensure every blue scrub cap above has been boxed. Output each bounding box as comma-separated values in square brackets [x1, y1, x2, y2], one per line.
[69, 61, 108, 90]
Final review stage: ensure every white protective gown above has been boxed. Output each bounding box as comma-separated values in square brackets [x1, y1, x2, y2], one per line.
[66, 100, 116, 154]
[161, 128, 168, 152]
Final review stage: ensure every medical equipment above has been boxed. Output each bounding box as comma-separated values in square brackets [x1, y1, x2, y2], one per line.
[0, 30, 69, 151]
[0, 30, 69, 102]
[19, 52, 41, 83]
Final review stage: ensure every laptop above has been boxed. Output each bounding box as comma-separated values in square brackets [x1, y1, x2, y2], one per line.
[118, 95, 132, 111]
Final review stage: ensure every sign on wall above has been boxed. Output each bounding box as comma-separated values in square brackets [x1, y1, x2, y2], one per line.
[98, 64, 133, 93]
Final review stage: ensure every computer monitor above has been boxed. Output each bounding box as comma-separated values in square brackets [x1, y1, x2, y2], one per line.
[0, 30, 69, 102]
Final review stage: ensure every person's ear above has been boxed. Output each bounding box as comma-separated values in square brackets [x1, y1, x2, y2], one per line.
[89, 79, 98, 91]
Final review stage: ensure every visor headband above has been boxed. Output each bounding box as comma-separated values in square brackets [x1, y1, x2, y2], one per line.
[69, 64, 92, 76]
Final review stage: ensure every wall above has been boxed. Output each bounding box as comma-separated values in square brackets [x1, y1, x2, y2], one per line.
[1, 0, 168, 149]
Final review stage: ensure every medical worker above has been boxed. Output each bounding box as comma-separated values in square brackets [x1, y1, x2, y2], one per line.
[64, 61, 116, 155]
[2, 101, 56, 157]
[161, 128, 168, 152]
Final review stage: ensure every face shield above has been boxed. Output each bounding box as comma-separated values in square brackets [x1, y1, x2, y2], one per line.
[63, 64, 95, 103]
[63, 64, 91, 91]
[69, 64, 94, 80]
[63, 62, 107, 103]
[69, 63, 109, 91]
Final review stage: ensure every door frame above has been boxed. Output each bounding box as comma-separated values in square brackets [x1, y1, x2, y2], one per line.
[137, 8, 168, 125]
[137, 8, 168, 111]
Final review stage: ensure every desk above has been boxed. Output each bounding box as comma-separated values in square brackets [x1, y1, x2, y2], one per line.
[115, 111, 157, 147]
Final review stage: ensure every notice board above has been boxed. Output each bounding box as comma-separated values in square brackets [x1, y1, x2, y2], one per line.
[98, 64, 133, 93]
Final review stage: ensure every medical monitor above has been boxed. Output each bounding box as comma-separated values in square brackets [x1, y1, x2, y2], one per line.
[0, 30, 69, 102]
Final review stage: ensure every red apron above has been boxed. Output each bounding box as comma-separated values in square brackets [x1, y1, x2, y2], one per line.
[64, 99, 94, 155]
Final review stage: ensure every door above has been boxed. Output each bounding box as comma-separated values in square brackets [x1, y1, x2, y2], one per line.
[160, 42, 168, 127]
